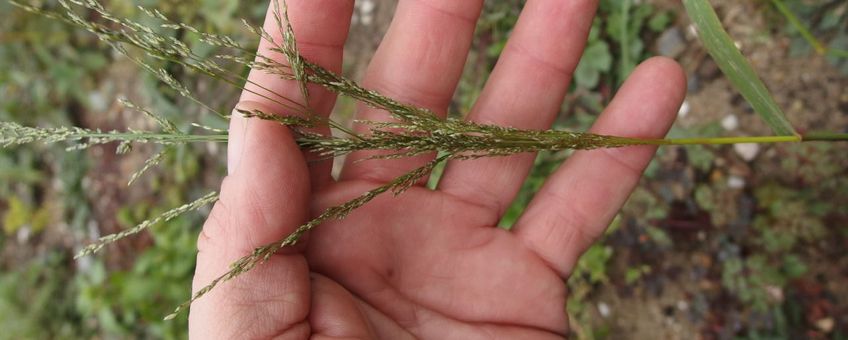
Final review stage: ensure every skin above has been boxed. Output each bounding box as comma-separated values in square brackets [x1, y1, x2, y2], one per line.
[189, 0, 686, 339]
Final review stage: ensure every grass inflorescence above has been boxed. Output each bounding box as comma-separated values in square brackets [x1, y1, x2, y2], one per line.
[3, 0, 847, 321]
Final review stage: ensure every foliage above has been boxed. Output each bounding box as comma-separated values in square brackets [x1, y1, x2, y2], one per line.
[2, 196, 50, 235]
[461, 0, 673, 111]
[75, 200, 208, 338]
[0, 252, 89, 339]
[684, 141, 845, 335]
[574, 0, 672, 89]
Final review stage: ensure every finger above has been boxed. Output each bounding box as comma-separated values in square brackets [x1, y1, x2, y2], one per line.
[513, 57, 686, 276]
[191, 2, 353, 336]
[191, 118, 312, 338]
[339, 0, 483, 184]
[231, 0, 354, 190]
[309, 274, 377, 339]
[438, 0, 598, 215]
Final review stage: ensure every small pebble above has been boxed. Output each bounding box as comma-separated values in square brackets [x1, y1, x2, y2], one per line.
[733, 143, 760, 162]
[597, 302, 611, 318]
[816, 318, 834, 333]
[687, 74, 701, 92]
[686, 24, 699, 39]
[357, 0, 375, 26]
[361, 14, 373, 26]
[359, 0, 375, 14]
[721, 114, 739, 131]
[765, 285, 784, 302]
[657, 27, 686, 58]
[88, 91, 109, 112]
[678, 100, 691, 118]
[16, 227, 31, 243]
[727, 175, 745, 189]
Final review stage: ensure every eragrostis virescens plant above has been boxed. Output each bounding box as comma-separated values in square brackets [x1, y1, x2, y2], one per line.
[3, 0, 846, 326]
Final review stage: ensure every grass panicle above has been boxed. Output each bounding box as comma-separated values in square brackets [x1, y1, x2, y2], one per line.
[297, 120, 646, 160]
[5, 0, 848, 322]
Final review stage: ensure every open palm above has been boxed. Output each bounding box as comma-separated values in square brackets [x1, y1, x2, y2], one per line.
[190, 0, 685, 338]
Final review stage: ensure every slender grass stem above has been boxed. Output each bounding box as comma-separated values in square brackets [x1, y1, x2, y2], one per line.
[652, 135, 801, 145]
[656, 134, 848, 145]
[75, 132, 229, 143]
[770, 0, 826, 55]
[770, 0, 848, 59]
[801, 132, 848, 142]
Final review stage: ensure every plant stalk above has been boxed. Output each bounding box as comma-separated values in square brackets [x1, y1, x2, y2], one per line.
[801, 132, 848, 142]
[652, 135, 801, 145]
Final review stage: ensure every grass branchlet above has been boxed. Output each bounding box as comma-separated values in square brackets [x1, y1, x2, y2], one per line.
[0, 121, 227, 149]
[165, 155, 448, 320]
[75, 191, 219, 259]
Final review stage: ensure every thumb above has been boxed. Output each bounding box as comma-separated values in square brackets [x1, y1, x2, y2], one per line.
[209, 103, 312, 255]
[189, 108, 313, 339]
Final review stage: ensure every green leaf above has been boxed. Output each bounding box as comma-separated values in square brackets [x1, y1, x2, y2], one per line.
[2, 197, 30, 235]
[782, 254, 808, 279]
[579, 244, 613, 284]
[574, 40, 612, 89]
[648, 12, 672, 32]
[682, 0, 799, 137]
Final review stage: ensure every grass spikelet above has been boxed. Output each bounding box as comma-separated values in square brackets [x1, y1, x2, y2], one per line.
[76, 191, 219, 259]
[119, 98, 180, 134]
[273, 0, 310, 111]
[237, 108, 314, 128]
[127, 148, 170, 186]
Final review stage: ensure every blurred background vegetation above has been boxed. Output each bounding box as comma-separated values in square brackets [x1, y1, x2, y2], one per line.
[1, 0, 846, 338]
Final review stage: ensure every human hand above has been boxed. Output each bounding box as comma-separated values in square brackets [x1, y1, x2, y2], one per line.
[189, 0, 685, 338]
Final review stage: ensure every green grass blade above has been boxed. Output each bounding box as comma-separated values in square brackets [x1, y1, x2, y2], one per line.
[770, 0, 848, 59]
[770, 0, 825, 55]
[682, 0, 799, 137]
[618, 0, 633, 87]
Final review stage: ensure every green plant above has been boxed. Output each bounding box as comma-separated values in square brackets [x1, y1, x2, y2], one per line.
[770, 0, 848, 65]
[566, 242, 615, 340]
[689, 139, 848, 336]
[75, 200, 207, 338]
[574, 0, 673, 90]
[2, 0, 847, 327]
